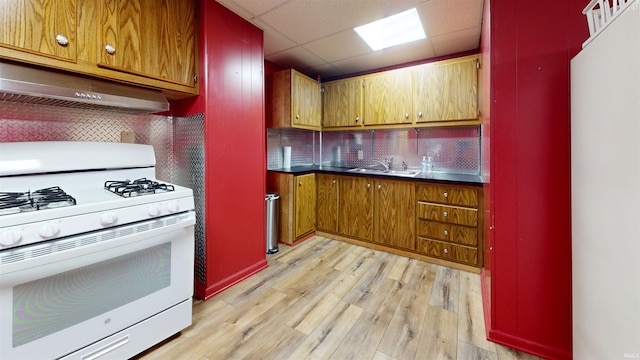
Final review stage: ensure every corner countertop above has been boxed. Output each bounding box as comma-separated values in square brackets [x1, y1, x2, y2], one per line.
[268, 165, 484, 184]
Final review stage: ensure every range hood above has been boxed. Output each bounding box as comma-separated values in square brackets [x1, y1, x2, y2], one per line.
[0, 61, 170, 113]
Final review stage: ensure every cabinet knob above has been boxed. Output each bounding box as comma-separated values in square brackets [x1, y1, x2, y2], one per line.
[55, 34, 69, 46]
[355, 116, 360, 122]
[444, 230, 449, 236]
[332, 179, 336, 184]
[298, 182, 302, 186]
[418, 111, 423, 118]
[443, 248, 449, 254]
[105, 44, 116, 55]
[443, 192, 448, 198]
[295, 114, 300, 119]
[367, 183, 371, 188]
[443, 211, 448, 217]
[404, 113, 409, 119]
[377, 184, 382, 190]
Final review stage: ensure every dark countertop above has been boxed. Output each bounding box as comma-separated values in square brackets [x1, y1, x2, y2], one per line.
[268, 165, 484, 184]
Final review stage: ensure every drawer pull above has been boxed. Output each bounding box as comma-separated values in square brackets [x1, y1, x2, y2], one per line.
[444, 230, 449, 236]
[443, 192, 448, 198]
[443, 211, 448, 217]
[443, 248, 448, 254]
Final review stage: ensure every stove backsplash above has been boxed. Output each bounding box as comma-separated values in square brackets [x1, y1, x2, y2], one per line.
[0, 100, 175, 181]
[267, 127, 481, 175]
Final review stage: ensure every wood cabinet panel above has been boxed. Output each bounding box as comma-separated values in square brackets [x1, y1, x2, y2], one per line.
[417, 184, 479, 207]
[292, 70, 322, 128]
[322, 78, 363, 127]
[0, 0, 77, 62]
[373, 179, 416, 250]
[418, 220, 478, 246]
[413, 55, 479, 122]
[294, 173, 316, 238]
[339, 176, 373, 240]
[362, 69, 412, 125]
[417, 202, 478, 227]
[98, 0, 196, 87]
[417, 238, 479, 266]
[316, 174, 339, 233]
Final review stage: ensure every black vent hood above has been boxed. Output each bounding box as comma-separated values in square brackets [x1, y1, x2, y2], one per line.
[0, 61, 169, 113]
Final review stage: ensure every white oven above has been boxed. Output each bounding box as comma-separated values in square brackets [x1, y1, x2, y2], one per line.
[0, 142, 196, 359]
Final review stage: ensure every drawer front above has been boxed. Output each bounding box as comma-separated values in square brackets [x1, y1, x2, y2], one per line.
[417, 202, 478, 227]
[418, 220, 478, 246]
[417, 238, 479, 266]
[416, 184, 479, 207]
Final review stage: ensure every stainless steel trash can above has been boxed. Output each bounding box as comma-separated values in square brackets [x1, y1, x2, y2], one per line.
[265, 193, 280, 254]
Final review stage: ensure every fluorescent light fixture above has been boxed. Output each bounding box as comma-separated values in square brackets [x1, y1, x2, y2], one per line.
[354, 8, 426, 51]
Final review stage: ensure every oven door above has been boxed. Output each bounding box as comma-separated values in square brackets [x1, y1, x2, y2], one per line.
[0, 212, 195, 360]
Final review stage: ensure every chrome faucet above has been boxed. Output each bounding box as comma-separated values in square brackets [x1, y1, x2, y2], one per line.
[371, 158, 392, 171]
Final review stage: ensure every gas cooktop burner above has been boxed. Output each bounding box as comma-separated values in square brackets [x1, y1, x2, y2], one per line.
[104, 178, 175, 198]
[0, 186, 77, 215]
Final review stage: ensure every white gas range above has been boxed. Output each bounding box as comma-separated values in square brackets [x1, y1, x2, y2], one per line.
[0, 141, 195, 359]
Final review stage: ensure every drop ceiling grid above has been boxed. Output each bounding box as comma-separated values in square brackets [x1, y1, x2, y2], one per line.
[215, 0, 483, 79]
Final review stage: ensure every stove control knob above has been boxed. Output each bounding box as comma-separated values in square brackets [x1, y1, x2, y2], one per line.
[39, 223, 60, 239]
[0, 228, 22, 247]
[100, 212, 119, 226]
[166, 201, 180, 213]
[147, 204, 162, 217]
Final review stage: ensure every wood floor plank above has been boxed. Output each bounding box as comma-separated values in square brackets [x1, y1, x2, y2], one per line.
[286, 301, 364, 360]
[429, 266, 460, 313]
[416, 305, 458, 360]
[457, 340, 499, 360]
[135, 236, 539, 360]
[378, 262, 436, 359]
[458, 271, 496, 352]
[343, 251, 394, 308]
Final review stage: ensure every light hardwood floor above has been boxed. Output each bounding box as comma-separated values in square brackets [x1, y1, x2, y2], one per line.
[135, 236, 541, 360]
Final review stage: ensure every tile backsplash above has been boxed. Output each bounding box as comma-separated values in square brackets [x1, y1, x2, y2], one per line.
[267, 127, 481, 175]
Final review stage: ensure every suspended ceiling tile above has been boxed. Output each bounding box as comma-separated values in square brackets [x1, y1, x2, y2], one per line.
[303, 30, 372, 63]
[252, 19, 297, 56]
[431, 27, 481, 55]
[215, 0, 290, 17]
[420, 0, 484, 37]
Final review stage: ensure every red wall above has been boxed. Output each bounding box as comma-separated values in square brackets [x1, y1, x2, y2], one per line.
[172, 0, 267, 299]
[483, 0, 588, 358]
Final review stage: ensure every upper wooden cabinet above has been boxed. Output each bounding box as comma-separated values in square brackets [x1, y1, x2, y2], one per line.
[322, 77, 363, 128]
[98, 0, 196, 87]
[413, 55, 479, 123]
[0, 0, 198, 97]
[267, 69, 322, 130]
[0, 0, 77, 62]
[362, 68, 413, 126]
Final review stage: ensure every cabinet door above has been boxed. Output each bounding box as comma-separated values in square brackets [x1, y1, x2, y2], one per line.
[413, 56, 479, 122]
[339, 176, 373, 240]
[0, 0, 77, 62]
[98, 0, 196, 87]
[373, 179, 416, 250]
[292, 70, 322, 128]
[316, 174, 339, 232]
[294, 173, 316, 238]
[362, 69, 412, 125]
[322, 78, 363, 128]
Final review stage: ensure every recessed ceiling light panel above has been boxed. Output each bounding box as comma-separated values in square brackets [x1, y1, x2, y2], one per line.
[354, 8, 426, 51]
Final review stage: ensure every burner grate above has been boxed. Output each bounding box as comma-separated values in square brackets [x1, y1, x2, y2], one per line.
[104, 178, 175, 198]
[0, 186, 77, 215]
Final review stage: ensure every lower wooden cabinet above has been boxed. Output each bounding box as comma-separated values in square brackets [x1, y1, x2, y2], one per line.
[268, 172, 316, 245]
[316, 174, 339, 232]
[415, 183, 482, 268]
[338, 176, 373, 241]
[372, 178, 416, 250]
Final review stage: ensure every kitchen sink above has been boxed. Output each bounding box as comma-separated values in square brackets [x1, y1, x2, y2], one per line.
[346, 167, 420, 178]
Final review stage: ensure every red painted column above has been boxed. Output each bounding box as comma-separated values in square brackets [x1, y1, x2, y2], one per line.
[482, 0, 588, 358]
[172, 0, 267, 299]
